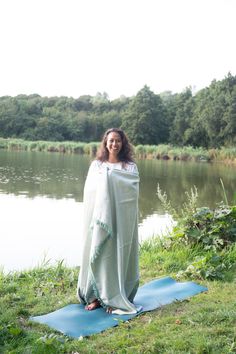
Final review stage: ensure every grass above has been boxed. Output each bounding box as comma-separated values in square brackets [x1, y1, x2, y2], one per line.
[1, 137, 236, 163]
[134, 144, 211, 162]
[0, 138, 100, 157]
[1, 241, 235, 354]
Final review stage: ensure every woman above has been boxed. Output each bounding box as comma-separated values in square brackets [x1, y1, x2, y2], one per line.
[77, 128, 140, 314]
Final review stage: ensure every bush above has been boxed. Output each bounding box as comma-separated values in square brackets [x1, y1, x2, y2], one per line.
[157, 185, 236, 280]
[175, 204, 236, 251]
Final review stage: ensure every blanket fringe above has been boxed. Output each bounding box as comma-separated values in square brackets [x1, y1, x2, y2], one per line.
[96, 220, 112, 237]
[89, 219, 113, 309]
[90, 220, 112, 263]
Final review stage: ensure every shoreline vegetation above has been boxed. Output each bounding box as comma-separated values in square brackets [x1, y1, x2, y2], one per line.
[1, 75, 236, 151]
[1, 189, 236, 352]
[1, 137, 236, 164]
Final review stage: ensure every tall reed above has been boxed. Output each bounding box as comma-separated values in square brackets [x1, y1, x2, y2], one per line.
[1, 138, 236, 163]
[0, 138, 99, 156]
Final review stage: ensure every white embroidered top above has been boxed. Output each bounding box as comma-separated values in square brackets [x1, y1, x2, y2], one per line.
[88, 160, 139, 175]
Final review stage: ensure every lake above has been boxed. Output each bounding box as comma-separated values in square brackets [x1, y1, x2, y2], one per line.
[1, 149, 236, 273]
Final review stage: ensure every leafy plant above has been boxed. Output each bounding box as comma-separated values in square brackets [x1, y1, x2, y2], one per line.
[180, 204, 236, 251]
[157, 184, 236, 280]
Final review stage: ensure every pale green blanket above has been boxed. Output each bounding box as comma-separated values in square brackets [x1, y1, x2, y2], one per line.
[77, 166, 140, 314]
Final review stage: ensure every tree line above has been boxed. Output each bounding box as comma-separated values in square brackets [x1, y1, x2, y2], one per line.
[0, 73, 235, 148]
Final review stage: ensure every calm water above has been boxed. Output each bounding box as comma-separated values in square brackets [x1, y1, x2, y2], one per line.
[1, 150, 236, 272]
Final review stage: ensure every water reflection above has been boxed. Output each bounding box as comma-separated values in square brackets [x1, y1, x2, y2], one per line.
[1, 194, 83, 272]
[139, 213, 175, 242]
[1, 150, 236, 214]
[138, 159, 236, 215]
[0, 150, 87, 200]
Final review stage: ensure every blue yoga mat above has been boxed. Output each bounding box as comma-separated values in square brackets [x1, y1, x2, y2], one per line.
[31, 277, 207, 337]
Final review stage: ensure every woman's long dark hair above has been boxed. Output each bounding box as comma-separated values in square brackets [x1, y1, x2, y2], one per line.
[96, 128, 134, 163]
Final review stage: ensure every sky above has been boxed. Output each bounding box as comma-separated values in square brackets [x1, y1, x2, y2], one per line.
[0, 0, 235, 100]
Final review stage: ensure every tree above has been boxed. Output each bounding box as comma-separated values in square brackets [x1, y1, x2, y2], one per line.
[169, 88, 194, 146]
[121, 86, 168, 145]
[191, 73, 236, 148]
[73, 95, 93, 111]
[185, 87, 211, 148]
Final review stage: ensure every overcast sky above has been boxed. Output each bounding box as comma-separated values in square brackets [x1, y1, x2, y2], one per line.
[0, 0, 235, 99]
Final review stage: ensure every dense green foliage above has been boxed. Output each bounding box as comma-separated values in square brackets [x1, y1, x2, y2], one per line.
[0, 73, 236, 147]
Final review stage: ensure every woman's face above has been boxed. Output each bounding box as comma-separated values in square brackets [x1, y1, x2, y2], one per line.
[106, 132, 122, 158]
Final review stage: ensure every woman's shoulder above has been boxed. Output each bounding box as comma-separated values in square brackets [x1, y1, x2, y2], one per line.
[88, 159, 103, 171]
[86, 159, 100, 174]
[90, 159, 102, 167]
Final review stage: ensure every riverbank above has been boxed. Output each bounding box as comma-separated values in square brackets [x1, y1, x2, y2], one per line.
[0, 243, 235, 353]
[1, 200, 236, 353]
[1, 137, 236, 163]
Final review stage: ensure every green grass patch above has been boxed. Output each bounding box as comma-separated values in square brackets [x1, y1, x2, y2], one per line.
[0, 239, 235, 353]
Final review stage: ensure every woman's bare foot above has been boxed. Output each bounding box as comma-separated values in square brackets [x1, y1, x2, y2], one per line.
[85, 299, 101, 311]
[106, 307, 113, 314]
